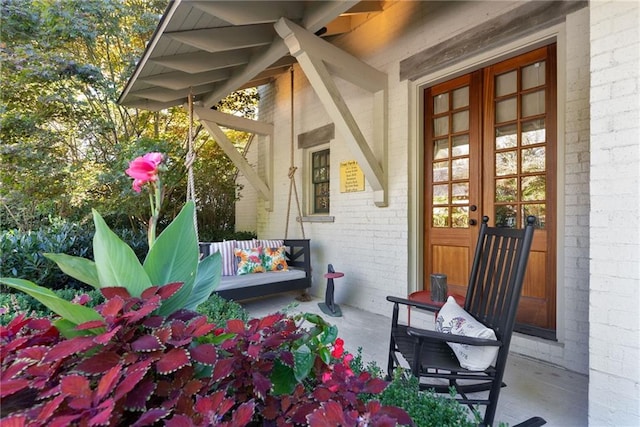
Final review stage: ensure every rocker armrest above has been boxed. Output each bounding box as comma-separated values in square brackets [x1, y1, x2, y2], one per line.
[406, 326, 502, 347]
[386, 295, 441, 313]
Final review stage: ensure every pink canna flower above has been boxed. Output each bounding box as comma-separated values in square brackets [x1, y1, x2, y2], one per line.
[126, 152, 164, 192]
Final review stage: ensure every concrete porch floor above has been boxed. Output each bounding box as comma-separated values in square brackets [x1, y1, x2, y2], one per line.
[239, 292, 588, 427]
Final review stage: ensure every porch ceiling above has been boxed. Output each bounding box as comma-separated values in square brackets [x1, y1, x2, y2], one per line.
[118, 0, 384, 111]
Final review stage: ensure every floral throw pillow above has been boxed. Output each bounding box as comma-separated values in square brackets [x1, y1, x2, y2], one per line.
[262, 246, 289, 272]
[235, 247, 265, 275]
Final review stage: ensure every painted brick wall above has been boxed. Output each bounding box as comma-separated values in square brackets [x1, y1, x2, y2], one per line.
[247, 1, 599, 375]
[589, 0, 640, 424]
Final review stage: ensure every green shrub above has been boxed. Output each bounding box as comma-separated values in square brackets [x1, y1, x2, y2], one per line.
[379, 369, 476, 427]
[349, 348, 475, 427]
[0, 287, 103, 325]
[196, 293, 248, 325]
[1, 219, 147, 291]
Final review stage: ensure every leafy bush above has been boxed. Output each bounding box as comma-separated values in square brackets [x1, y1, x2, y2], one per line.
[379, 370, 475, 427]
[0, 287, 412, 426]
[0, 219, 147, 291]
[349, 349, 475, 427]
[196, 293, 248, 325]
[0, 287, 103, 325]
[199, 229, 257, 242]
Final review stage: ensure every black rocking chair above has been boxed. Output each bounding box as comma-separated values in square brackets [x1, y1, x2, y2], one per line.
[386, 216, 544, 427]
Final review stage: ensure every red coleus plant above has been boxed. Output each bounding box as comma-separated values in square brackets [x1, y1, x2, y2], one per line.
[0, 284, 253, 427]
[1, 287, 412, 426]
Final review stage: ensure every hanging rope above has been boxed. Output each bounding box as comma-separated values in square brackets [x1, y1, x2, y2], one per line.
[284, 67, 305, 240]
[186, 89, 199, 240]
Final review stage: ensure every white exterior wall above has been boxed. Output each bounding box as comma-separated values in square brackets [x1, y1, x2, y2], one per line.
[589, 1, 640, 425]
[251, 1, 597, 375]
[235, 138, 258, 233]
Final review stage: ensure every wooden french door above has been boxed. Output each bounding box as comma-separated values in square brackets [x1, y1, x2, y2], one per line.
[424, 45, 557, 337]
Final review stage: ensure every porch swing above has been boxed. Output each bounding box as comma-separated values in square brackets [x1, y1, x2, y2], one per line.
[188, 78, 312, 302]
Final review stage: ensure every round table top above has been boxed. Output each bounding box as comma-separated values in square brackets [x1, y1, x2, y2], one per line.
[324, 272, 344, 279]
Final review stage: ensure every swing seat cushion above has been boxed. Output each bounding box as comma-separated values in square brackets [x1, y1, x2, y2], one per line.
[201, 239, 312, 301]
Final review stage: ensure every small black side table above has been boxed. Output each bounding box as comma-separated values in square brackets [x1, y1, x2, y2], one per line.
[318, 264, 344, 317]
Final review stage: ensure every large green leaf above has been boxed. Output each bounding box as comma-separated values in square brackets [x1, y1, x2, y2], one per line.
[184, 251, 222, 311]
[293, 344, 315, 382]
[44, 253, 100, 289]
[0, 278, 103, 334]
[271, 359, 297, 396]
[143, 202, 198, 315]
[92, 209, 151, 296]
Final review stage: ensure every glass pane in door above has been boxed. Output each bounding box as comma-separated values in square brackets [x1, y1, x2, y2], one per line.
[430, 82, 472, 228]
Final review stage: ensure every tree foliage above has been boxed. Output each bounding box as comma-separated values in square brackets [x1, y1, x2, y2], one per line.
[0, 0, 258, 236]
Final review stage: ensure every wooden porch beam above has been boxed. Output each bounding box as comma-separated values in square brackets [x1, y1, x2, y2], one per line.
[192, 105, 273, 210]
[274, 17, 388, 207]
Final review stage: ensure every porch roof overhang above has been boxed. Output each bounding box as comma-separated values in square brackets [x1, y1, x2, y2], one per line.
[118, 0, 383, 110]
[119, 0, 388, 207]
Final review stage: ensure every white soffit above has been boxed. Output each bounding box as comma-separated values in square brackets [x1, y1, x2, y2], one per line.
[118, 0, 383, 111]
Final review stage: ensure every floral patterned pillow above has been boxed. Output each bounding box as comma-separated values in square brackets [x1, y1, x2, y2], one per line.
[262, 246, 289, 272]
[235, 247, 265, 275]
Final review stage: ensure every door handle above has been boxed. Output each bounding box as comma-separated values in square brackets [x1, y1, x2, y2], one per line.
[469, 219, 478, 226]
[470, 205, 477, 211]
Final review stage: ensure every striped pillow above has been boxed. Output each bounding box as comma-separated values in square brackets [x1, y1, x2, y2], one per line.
[254, 239, 284, 249]
[209, 240, 236, 276]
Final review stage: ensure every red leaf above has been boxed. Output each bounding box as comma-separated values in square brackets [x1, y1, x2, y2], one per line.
[43, 336, 95, 363]
[17, 345, 48, 361]
[212, 358, 235, 381]
[1, 360, 29, 381]
[101, 296, 124, 317]
[95, 365, 121, 403]
[89, 398, 114, 426]
[186, 316, 215, 338]
[156, 282, 183, 300]
[131, 335, 164, 352]
[141, 315, 164, 328]
[252, 372, 271, 400]
[312, 386, 333, 402]
[76, 351, 121, 375]
[76, 319, 107, 330]
[306, 401, 347, 427]
[35, 394, 65, 423]
[49, 415, 82, 427]
[156, 348, 190, 375]
[140, 286, 160, 299]
[363, 377, 389, 394]
[93, 325, 122, 344]
[154, 326, 172, 344]
[376, 405, 414, 426]
[125, 378, 156, 411]
[101, 287, 130, 300]
[27, 318, 52, 330]
[247, 344, 260, 359]
[0, 379, 29, 398]
[61, 375, 90, 397]
[190, 344, 217, 365]
[226, 319, 245, 333]
[230, 400, 256, 427]
[131, 408, 169, 427]
[114, 362, 151, 401]
[258, 313, 281, 329]
[165, 414, 194, 427]
[0, 414, 26, 427]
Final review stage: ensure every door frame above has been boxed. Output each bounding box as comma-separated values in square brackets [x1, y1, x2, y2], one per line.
[407, 28, 566, 342]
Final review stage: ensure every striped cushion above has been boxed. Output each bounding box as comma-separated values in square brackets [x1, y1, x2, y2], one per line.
[209, 240, 236, 276]
[235, 240, 255, 250]
[254, 239, 284, 249]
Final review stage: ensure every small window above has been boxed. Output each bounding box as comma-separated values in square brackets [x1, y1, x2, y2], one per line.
[312, 149, 330, 213]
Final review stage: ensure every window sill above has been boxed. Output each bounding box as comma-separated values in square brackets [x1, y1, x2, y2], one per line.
[300, 216, 335, 223]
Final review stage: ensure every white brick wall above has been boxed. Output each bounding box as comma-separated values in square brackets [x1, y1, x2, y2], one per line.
[589, 1, 640, 425]
[247, 1, 619, 383]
